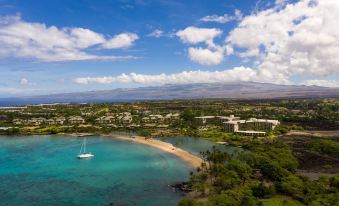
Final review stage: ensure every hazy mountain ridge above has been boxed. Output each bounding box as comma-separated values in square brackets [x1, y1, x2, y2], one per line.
[1, 82, 338, 106]
[31, 82, 339, 100]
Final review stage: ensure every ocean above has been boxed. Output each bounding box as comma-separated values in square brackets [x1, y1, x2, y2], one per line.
[0, 98, 135, 107]
[0, 135, 192, 206]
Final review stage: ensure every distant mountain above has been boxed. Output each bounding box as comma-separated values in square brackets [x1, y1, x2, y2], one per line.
[34, 82, 339, 99]
[1, 82, 339, 106]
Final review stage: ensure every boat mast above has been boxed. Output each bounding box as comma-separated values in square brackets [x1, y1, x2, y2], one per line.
[79, 140, 83, 155]
[84, 138, 86, 153]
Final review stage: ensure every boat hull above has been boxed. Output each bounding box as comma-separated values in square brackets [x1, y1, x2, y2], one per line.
[77, 154, 94, 159]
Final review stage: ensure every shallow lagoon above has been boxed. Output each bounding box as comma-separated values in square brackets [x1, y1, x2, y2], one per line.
[0, 135, 192, 206]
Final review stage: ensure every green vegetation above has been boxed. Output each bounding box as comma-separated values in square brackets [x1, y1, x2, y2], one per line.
[273, 125, 304, 135]
[261, 197, 303, 206]
[308, 139, 339, 158]
[179, 142, 339, 206]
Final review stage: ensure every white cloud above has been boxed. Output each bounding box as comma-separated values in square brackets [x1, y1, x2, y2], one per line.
[20, 78, 29, 85]
[226, 0, 339, 83]
[200, 9, 243, 24]
[74, 67, 259, 85]
[176, 27, 226, 65]
[148, 29, 164, 38]
[174, 0, 339, 84]
[176, 27, 222, 45]
[0, 15, 139, 62]
[302, 79, 339, 88]
[101, 33, 139, 49]
[188, 47, 224, 65]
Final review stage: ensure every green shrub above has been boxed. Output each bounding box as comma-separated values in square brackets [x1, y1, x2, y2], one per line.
[308, 139, 339, 157]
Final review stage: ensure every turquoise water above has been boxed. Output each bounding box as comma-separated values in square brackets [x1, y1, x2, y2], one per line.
[0, 135, 192, 206]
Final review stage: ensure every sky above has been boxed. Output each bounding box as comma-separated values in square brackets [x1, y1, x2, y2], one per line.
[0, 0, 338, 97]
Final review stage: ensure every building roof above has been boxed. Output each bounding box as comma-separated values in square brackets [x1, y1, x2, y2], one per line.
[195, 116, 215, 119]
[236, 130, 266, 134]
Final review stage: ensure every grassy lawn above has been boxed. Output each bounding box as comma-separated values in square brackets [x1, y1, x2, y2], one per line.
[261, 197, 304, 206]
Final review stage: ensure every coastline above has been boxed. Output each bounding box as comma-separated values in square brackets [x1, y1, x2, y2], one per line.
[102, 134, 204, 168]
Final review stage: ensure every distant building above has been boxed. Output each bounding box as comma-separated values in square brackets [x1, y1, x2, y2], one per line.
[222, 116, 280, 136]
[141, 117, 151, 123]
[149, 114, 164, 122]
[81, 112, 93, 116]
[142, 114, 174, 123]
[164, 113, 180, 120]
[46, 119, 55, 125]
[96, 116, 115, 124]
[27, 117, 46, 126]
[121, 116, 133, 124]
[224, 121, 240, 133]
[55, 117, 66, 125]
[235, 130, 267, 137]
[13, 119, 25, 125]
[242, 118, 280, 131]
[116, 112, 133, 124]
[216, 115, 241, 124]
[68, 116, 85, 124]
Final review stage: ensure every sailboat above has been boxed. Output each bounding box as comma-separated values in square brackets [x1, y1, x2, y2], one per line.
[77, 138, 94, 159]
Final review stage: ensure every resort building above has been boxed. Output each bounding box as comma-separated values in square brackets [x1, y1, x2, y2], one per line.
[116, 113, 133, 124]
[216, 115, 241, 124]
[222, 116, 280, 136]
[68, 116, 85, 124]
[242, 118, 280, 131]
[195, 115, 241, 125]
[149, 114, 164, 122]
[13, 119, 25, 125]
[142, 113, 177, 123]
[46, 119, 55, 125]
[27, 118, 46, 126]
[164, 113, 180, 120]
[95, 116, 115, 124]
[141, 117, 151, 123]
[235, 130, 267, 137]
[224, 121, 241, 133]
[54, 117, 66, 125]
[121, 116, 133, 124]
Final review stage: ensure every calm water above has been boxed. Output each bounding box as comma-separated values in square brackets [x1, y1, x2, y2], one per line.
[0, 135, 192, 206]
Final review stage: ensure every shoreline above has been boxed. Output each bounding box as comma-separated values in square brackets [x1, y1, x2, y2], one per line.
[102, 134, 204, 168]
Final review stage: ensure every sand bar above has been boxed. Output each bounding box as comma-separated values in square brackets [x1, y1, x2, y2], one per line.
[104, 134, 204, 168]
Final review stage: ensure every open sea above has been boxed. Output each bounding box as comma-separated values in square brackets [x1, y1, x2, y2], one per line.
[0, 135, 193, 206]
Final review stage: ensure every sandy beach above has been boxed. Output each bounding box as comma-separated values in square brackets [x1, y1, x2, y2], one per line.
[104, 134, 204, 168]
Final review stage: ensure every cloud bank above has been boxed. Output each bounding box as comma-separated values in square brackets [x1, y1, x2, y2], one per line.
[74, 67, 258, 85]
[226, 0, 339, 83]
[174, 0, 339, 84]
[0, 15, 139, 62]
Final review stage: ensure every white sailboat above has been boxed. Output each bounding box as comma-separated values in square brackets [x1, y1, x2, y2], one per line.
[77, 138, 94, 159]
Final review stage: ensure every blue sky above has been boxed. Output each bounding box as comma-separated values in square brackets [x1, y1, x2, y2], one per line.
[0, 0, 338, 97]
